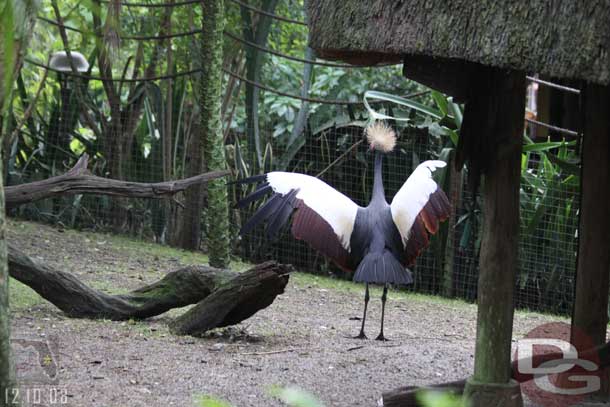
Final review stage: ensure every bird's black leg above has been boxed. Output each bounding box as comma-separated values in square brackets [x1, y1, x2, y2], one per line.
[376, 284, 389, 341]
[354, 283, 369, 339]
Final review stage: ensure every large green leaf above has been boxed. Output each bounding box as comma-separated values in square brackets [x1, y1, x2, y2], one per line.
[522, 140, 576, 153]
[447, 99, 463, 128]
[363, 90, 443, 121]
[431, 90, 448, 116]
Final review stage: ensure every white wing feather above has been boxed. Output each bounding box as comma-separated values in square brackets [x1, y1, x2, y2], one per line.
[390, 160, 446, 246]
[266, 172, 360, 250]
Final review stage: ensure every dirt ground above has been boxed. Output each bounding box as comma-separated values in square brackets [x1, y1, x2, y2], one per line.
[8, 220, 567, 407]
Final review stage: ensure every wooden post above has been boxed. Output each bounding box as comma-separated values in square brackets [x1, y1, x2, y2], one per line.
[463, 70, 525, 407]
[571, 83, 610, 395]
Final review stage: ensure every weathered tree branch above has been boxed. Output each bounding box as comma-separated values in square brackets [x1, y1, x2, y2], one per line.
[5, 154, 230, 208]
[8, 244, 290, 330]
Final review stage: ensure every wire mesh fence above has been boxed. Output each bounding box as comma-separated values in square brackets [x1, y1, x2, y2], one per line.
[8, 0, 582, 316]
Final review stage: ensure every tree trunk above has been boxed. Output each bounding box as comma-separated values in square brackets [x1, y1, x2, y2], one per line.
[1, 1, 38, 404]
[0, 159, 13, 407]
[172, 121, 205, 250]
[201, 0, 231, 268]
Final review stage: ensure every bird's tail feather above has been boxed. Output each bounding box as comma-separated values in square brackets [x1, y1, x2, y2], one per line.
[353, 250, 412, 285]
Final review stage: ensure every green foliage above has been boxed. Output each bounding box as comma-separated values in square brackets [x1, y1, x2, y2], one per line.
[417, 391, 465, 407]
[269, 385, 325, 407]
[194, 395, 232, 407]
[518, 137, 579, 311]
[0, 0, 15, 113]
[193, 386, 325, 407]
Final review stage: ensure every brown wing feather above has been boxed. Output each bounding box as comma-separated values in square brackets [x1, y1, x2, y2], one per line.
[404, 188, 451, 266]
[291, 200, 352, 271]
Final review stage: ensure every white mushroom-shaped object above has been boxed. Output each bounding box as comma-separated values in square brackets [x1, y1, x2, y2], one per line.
[49, 51, 89, 72]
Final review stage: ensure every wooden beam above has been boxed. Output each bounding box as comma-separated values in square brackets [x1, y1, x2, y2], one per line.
[463, 70, 525, 406]
[402, 55, 478, 103]
[571, 83, 610, 394]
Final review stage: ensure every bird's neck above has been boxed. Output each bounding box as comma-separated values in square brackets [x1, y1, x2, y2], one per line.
[371, 151, 386, 204]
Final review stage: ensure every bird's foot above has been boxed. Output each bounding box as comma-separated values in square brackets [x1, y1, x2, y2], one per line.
[353, 331, 368, 340]
[375, 333, 389, 341]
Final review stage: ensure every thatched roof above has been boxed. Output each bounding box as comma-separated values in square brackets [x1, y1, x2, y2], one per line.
[307, 1, 610, 85]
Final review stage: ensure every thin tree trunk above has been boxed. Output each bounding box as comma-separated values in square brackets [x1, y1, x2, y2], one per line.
[0, 150, 14, 405]
[201, 0, 231, 268]
[0, 154, 14, 406]
[172, 120, 204, 249]
[241, 0, 279, 170]
[1, 1, 38, 403]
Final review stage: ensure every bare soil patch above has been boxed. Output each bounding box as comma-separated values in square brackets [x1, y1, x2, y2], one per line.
[8, 220, 565, 406]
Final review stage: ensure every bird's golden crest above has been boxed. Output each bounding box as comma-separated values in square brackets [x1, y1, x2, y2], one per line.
[365, 121, 396, 153]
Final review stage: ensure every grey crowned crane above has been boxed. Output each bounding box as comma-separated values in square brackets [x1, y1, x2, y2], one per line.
[236, 122, 451, 340]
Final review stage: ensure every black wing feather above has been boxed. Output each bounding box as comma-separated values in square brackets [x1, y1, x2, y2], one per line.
[266, 189, 299, 237]
[240, 194, 283, 235]
[235, 183, 272, 208]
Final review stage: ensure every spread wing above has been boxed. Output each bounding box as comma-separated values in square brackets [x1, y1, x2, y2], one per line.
[390, 160, 451, 266]
[236, 172, 361, 270]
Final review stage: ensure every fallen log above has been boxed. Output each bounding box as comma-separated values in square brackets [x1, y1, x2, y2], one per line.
[8, 245, 290, 332]
[381, 340, 610, 407]
[170, 262, 291, 336]
[5, 153, 230, 208]
[8, 243, 236, 319]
